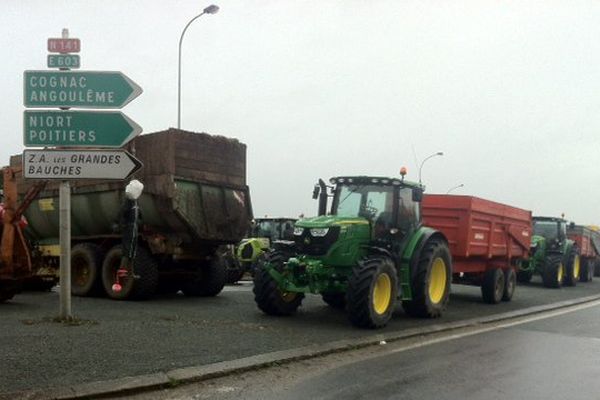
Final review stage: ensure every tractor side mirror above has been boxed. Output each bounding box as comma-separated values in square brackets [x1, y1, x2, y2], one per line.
[412, 187, 423, 202]
[312, 185, 320, 200]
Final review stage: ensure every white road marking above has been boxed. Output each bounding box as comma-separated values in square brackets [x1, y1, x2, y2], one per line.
[388, 299, 600, 355]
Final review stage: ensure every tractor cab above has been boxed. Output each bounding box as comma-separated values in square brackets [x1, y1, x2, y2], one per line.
[532, 216, 567, 250]
[251, 217, 297, 242]
[302, 176, 424, 256]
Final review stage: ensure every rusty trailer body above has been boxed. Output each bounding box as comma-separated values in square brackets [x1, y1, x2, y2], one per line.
[422, 194, 532, 303]
[567, 224, 600, 281]
[11, 128, 253, 300]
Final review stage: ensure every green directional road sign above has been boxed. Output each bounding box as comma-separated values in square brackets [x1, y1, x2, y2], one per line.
[24, 110, 142, 148]
[23, 70, 142, 109]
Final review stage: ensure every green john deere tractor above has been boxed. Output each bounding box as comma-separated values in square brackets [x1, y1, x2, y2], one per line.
[253, 175, 453, 329]
[234, 217, 297, 280]
[518, 216, 580, 288]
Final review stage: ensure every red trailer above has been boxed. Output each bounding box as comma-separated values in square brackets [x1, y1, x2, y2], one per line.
[422, 194, 532, 304]
[567, 225, 600, 282]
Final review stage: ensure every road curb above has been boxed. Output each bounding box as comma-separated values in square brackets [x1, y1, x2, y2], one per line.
[5, 293, 600, 400]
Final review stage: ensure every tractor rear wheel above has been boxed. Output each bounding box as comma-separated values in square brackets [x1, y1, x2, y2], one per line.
[481, 268, 505, 304]
[347, 257, 397, 328]
[402, 238, 451, 318]
[102, 246, 159, 300]
[322, 293, 346, 309]
[253, 251, 304, 316]
[516, 270, 533, 283]
[502, 268, 516, 302]
[564, 249, 580, 287]
[541, 255, 564, 288]
[71, 243, 104, 297]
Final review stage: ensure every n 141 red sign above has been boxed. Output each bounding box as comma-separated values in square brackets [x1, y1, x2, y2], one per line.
[48, 38, 80, 53]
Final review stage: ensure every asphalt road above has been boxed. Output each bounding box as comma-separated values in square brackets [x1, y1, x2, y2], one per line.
[1, 277, 599, 394]
[124, 299, 600, 400]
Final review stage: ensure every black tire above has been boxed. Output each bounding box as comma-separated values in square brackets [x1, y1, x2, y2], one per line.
[181, 257, 227, 297]
[481, 268, 505, 304]
[580, 259, 593, 283]
[253, 251, 304, 316]
[322, 293, 346, 309]
[71, 243, 104, 297]
[516, 270, 533, 283]
[347, 257, 397, 328]
[102, 245, 159, 300]
[402, 239, 451, 318]
[502, 268, 516, 302]
[564, 248, 580, 287]
[541, 255, 564, 288]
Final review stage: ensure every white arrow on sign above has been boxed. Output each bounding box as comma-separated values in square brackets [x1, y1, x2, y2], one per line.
[23, 149, 143, 180]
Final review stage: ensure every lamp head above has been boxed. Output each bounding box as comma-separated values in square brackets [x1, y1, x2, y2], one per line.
[203, 5, 219, 14]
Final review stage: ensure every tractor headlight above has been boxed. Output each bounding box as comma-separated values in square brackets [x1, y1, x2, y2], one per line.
[293, 227, 304, 236]
[310, 228, 329, 237]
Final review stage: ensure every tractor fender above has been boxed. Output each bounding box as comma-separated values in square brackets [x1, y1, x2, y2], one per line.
[406, 228, 449, 281]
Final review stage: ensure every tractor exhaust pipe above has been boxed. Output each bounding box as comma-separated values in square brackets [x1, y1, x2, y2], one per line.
[317, 178, 328, 216]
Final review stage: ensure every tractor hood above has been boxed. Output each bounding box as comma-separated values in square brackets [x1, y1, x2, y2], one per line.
[295, 215, 369, 229]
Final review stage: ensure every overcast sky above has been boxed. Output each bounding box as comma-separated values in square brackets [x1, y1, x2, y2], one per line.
[2, 1, 600, 223]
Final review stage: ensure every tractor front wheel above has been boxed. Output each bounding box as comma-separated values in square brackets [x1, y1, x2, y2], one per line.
[541, 255, 564, 288]
[347, 257, 397, 328]
[481, 268, 505, 304]
[402, 239, 451, 318]
[517, 270, 533, 283]
[253, 251, 304, 316]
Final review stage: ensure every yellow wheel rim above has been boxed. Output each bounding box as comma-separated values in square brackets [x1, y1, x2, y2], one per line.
[573, 256, 580, 279]
[372, 273, 392, 315]
[429, 258, 447, 304]
[557, 263, 564, 283]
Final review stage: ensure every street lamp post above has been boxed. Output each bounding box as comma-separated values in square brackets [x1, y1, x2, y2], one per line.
[446, 183, 464, 194]
[177, 4, 219, 129]
[418, 151, 443, 185]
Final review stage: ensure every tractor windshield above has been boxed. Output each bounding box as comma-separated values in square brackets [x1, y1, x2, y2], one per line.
[333, 184, 394, 222]
[533, 220, 560, 240]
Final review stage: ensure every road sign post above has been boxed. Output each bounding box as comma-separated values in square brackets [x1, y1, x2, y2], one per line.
[24, 29, 143, 320]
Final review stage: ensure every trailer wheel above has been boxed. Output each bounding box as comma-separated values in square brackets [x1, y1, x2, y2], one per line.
[594, 260, 600, 277]
[564, 249, 580, 287]
[181, 257, 227, 297]
[0, 281, 19, 302]
[502, 269, 516, 302]
[102, 245, 159, 300]
[71, 243, 104, 297]
[347, 257, 397, 328]
[253, 251, 304, 316]
[402, 239, 451, 319]
[541, 255, 564, 288]
[322, 293, 346, 309]
[481, 268, 505, 304]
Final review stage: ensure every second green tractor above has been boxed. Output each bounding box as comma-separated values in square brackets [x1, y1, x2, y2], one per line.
[518, 216, 580, 288]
